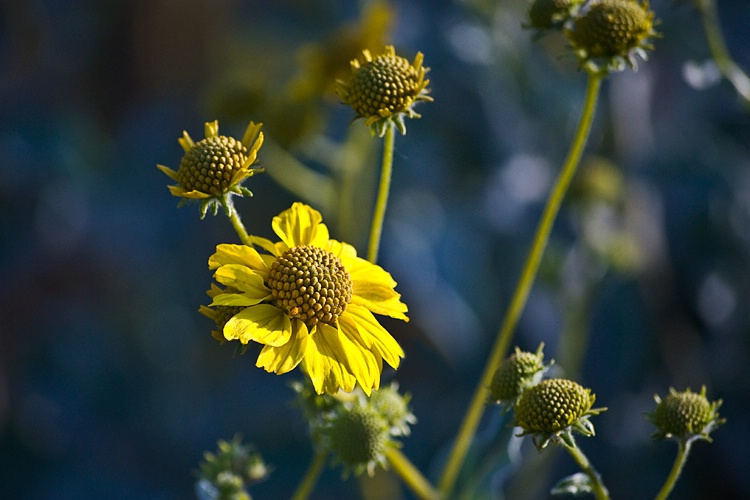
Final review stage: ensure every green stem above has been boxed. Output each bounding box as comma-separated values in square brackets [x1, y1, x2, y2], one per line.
[226, 198, 251, 246]
[655, 439, 692, 500]
[560, 436, 610, 500]
[291, 450, 327, 500]
[698, 0, 750, 107]
[385, 447, 442, 500]
[438, 70, 604, 496]
[367, 123, 396, 263]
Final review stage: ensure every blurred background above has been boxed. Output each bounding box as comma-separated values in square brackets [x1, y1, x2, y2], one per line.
[1, 0, 749, 498]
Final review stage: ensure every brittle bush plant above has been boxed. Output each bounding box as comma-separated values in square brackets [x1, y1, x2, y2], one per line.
[153, 1, 738, 499]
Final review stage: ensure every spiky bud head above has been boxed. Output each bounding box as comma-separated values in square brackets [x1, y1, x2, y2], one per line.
[566, 0, 658, 72]
[324, 405, 390, 477]
[489, 344, 551, 406]
[646, 386, 724, 442]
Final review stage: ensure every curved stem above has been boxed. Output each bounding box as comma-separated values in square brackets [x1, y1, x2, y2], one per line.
[698, 0, 750, 107]
[291, 450, 328, 500]
[367, 123, 396, 263]
[226, 199, 251, 246]
[655, 439, 692, 500]
[560, 437, 609, 500]
[438, 70, 604, 496]
[385, 447, 442, 500]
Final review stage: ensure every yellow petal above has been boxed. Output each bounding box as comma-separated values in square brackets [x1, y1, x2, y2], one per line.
[350, 282, 408, 321]
[241, 122, 264, 156]
[326, 239, 358, 261]
[344, 304, 404, 369]
[337, 316, 383, 394]
[347, 255, 397, 287]
[228, 167, 254, 187]
[272, 202, 330, 248]
[347, 257, 408, 320]
[247, 235, 280, 257]
[256, 320, 308, 374]
[321, 322, 379, 395]
[166, 185, 188, 197]
[210, 292, 266, 307]
[156, 164, 180, 181]
[178, 130, 194, 152]
[204, 120, 219, 139]
[304, 324, 359, 395]
[198, 305, 217, 321]
[213, 264, 270, 300]
[177, 189, 212, 199]
[224, 304, 291, 347]
[209, 244, 268, 273]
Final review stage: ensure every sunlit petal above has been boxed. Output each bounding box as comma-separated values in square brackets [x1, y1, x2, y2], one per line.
[224, 305, 292, 347]
[305, 324, 358, 395]
[345, 304, 403, 368]
[213, 264, 271, 301]
[247, 235, 280, 257]
[272, 202, 330, 248]
[209, 244, 268, 272]
[256, 320, 308, 374]
[337, 315, 381, 394]
[350, 282, 408, 320]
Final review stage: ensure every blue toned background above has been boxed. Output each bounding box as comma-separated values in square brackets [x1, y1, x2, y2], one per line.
[2, 0, 749, 498]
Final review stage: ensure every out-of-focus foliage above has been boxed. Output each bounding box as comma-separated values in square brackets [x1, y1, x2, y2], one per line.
[1, 0, 749, 498]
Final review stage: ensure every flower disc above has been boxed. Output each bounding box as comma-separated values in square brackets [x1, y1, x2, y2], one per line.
[178, 135, 250, 196]
[267, 245, 353, 327]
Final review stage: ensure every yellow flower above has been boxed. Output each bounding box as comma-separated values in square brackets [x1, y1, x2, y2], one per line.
[157, 120, 264, 218]
[336, 45, 433, 136]
[206, 202, 408, 395]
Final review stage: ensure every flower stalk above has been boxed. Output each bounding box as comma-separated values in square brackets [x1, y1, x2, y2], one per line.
[291, 450, 328, 500]
[559, 435, 609, 500]
[386, 447, 442, 500]
[226, 197, 251, 246]
[438, 69, 604, 496]
[654, 439, 690, 500]
[697, 0, 750, 107]
[367, 123, 396, 264]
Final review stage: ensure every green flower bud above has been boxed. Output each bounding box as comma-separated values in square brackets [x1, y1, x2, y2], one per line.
[324, 405, 390, 477]
[196, 435, 269, 500]
[646, 386, 724, 442]
[514, 378, 606, 449]
[565, 0, 659, 72]
[369, 383, 417, 436]
[489, 344, 551, 408]
[336, 45, 432, 136]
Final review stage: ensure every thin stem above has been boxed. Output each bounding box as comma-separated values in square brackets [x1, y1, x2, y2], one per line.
[655, 439, 692, 500]
[438, 70, 604, 496]
[226, 197, 251, 246]
[560, 437, 610, 500]
[291, 450, 328, 500]
[698, 0, 750, 107]
[385, 447, 442, 500]
[367, 123, 396, 263]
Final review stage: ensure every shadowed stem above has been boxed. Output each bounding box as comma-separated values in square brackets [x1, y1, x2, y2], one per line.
[438, 70, 604, 496]
[560, 436, 610, 500]
[226, 197, 251, 246]
[291, 450, 328, 500]
[655, 439, 692, 500]
[367, 123, 396, 263]
[385, 447, 442, 500]
[697, 0, 750, 107]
